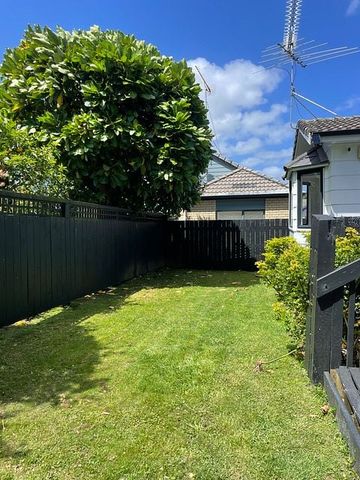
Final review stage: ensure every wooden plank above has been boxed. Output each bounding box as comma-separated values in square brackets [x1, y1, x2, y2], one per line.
[347, 281, 356, 367]
[305, 215, 345, 384]
[338, 366, 360, 426]
[325, 371, 360, 475]
[317, 258, 360, 298]
[350, 368, 360, 392]
[329, 286, 344, 369]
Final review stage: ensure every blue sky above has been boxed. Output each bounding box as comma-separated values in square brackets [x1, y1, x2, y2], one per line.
[1, 0, 360, 178]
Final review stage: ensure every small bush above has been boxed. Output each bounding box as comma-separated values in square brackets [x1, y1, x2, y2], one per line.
[336, 227, 360, 266]
[258, 228, 360, 357]
[257, 237, 310, 352]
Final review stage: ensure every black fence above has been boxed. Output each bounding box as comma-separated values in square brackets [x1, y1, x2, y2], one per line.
[0, 190, 166, 328]
[167, 219, 289, 270]
[305, 215, 360, 384]
[0, 191, 290, 327]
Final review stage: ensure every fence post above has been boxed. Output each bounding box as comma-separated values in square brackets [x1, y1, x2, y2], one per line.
[62, 201, 71, 218]
[305, 214, 345, 384]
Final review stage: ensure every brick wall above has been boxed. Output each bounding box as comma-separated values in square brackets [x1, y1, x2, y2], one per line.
[265, 197, 288, 219]
[186, 199, 216, 220]
[183, 197, 288, 220]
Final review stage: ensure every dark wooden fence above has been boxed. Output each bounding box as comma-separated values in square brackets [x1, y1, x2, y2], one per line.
[305, 214, 360, 384]
[0, 190, 166, 328]
[305, 215, 360, 471]
[167, 219, 289, 270]
[0, 191, 290, 328]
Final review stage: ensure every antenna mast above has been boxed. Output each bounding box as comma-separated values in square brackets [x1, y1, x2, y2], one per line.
[261, 0, 360, 120]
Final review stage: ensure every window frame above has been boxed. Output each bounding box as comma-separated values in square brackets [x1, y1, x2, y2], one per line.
[216, 209, 265, 221]
[297, 169, 323, 229]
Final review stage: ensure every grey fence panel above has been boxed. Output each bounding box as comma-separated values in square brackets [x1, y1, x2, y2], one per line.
[0, 190, 167, 328]
[167, 219, 289, 270]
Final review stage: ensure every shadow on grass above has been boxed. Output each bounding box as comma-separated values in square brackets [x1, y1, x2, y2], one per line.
[135, 268, 260, 290]
[0, 268, 259, 459]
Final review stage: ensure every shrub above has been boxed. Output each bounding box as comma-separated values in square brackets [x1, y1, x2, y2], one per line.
[336, 227, 360, 266]
[257, 237, 310, 352]
[258, 228, 360, 355]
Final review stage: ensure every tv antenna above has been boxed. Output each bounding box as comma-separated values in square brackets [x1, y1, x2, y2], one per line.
[260, 0, 360, 121]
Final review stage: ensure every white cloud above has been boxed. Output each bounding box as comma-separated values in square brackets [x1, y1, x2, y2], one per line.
[346, 0, 360, 15]
[261, 165, 286, 180]
[188, 57, 283, 115]
[188, 57, 292, 180]
[337, 95, 360, 111]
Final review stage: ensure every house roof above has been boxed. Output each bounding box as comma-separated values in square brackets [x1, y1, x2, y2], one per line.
[298, 116, 360, 137]
[211, 152, 239, 170]
[202, 166, 288, 198]
[284, 146, 329, 176]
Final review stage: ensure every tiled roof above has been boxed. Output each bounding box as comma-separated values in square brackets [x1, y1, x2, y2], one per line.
[285, 146, 329, 172]
[202, 166, 288, 197]
[298, 116, 360, 136]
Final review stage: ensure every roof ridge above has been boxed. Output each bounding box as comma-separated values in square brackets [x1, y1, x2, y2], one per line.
[204, 166, 242, 187]
[298, 114, 360, 125]
[212, 152, 239, 168]
[238, 165, 288, 187]
[203, 164, 288, 193]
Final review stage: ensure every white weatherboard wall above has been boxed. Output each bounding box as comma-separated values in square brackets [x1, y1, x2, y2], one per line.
[289, 134, 360, 244]
[323, 136, 360, 216]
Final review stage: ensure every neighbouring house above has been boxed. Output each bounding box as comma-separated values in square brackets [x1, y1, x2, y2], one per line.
[183, 154, 289, 221]
[203, 153, 238, 183]
[284, 116, 360, 243]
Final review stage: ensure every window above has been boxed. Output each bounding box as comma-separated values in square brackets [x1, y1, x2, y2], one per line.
[243, 210, 265, 219]
[216, 210, 264, 220]
[289, 179, 292, 225]
[297, 170, 322, 228]
[216, 198, 265, 220]
[217, 211, 243, 220]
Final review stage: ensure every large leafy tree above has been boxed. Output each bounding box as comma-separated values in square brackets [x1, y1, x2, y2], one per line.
[0, 26, 212, 214]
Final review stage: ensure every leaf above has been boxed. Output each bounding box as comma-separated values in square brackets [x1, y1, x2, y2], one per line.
[56, 93, 63, 108]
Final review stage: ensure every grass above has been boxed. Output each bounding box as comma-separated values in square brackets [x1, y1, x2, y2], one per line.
[0, 269, 356, 479]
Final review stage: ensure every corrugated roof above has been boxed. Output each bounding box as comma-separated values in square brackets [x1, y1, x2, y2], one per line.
[285, 146, 329, 172]
[298, 116, 360, 136]
[202, 166, 288, 197]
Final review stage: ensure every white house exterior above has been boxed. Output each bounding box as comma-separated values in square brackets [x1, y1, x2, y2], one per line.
[284, 116, 360, 243]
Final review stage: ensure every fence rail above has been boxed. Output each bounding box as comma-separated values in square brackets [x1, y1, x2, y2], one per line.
[0, 189, 163, 220]
[167, 219, 289, 270]
[0, 190, 166, 328]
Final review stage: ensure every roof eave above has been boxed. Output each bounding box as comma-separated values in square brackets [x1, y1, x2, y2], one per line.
[202, 190, 288, 198]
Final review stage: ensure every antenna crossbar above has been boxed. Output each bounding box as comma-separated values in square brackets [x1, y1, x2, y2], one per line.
[258, 0, 359, 124]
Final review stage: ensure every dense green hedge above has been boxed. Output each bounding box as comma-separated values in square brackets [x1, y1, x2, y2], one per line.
[257, 228, 360, 355]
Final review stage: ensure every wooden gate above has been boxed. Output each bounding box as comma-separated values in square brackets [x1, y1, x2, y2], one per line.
[305, 215, 360, 383]
[305, 214, 360, 471]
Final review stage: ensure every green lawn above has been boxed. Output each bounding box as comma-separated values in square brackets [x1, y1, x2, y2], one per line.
[0, 269, 356, 479]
